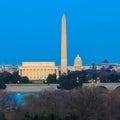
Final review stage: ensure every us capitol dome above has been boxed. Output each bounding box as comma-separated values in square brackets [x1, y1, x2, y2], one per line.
[74, 54, 82, 70]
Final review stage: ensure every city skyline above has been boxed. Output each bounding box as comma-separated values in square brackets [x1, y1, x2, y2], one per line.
[0, 0, 120, 65]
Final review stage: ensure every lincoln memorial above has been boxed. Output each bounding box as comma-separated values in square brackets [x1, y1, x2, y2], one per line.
[19, 62, 59, 82]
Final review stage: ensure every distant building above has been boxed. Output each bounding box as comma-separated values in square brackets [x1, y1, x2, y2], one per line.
[108, 63, 120, 72]
[101, 59, 110, 69]
[0, 64, 18, 74]
[74, 54, 82, 71]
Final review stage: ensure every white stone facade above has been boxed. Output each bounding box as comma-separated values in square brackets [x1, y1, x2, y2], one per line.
[19, 62, 59, 82]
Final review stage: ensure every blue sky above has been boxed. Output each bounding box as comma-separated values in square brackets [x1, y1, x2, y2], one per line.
[0, 0, 120, 65]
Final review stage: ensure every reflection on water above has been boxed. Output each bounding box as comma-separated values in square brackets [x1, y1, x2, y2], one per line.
[8, 93, 37, 105]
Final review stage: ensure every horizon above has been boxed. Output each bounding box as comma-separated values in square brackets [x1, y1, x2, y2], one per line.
[0, 0, 120, 65]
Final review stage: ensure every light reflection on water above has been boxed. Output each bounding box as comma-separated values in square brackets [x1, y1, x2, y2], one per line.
[8, 93, 37, 105]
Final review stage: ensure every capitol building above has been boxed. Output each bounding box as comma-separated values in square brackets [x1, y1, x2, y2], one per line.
[19, 14, 83, 82]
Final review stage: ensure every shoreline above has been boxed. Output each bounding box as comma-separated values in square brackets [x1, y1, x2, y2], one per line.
[0, 84, 58, 93]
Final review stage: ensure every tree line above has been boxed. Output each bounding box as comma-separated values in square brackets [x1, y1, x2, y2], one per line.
[1, 69, 120, 89]
[0, 71, 31, 89]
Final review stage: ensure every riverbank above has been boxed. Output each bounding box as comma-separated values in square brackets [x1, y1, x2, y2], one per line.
[0, 84, 58, 93]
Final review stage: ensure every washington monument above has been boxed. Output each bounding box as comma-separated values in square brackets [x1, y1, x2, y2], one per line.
[61, 14, 67, 74]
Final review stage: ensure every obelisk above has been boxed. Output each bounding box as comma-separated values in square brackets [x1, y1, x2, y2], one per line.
[61, 14, 67, 74]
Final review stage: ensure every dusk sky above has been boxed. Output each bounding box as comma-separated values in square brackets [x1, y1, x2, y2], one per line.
[0, 0, 120, 65]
